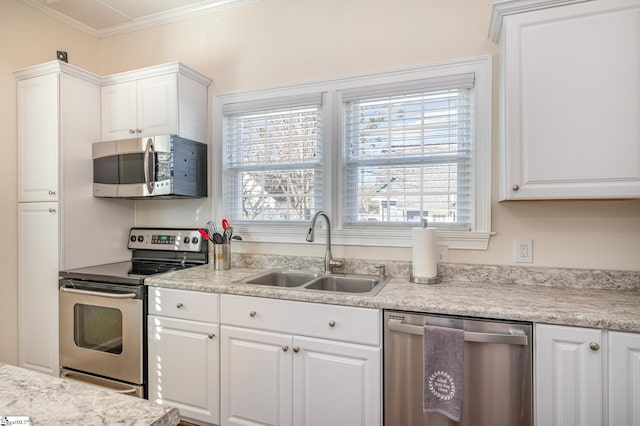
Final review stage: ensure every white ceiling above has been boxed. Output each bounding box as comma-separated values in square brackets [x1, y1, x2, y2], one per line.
[19, 0, 257, 38]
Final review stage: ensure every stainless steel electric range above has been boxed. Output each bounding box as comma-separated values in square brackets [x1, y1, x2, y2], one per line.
[58, 227, 207, 398]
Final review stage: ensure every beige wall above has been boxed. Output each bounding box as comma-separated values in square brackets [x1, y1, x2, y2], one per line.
[99, 0, 640, 271]
[0, 1, 100, 365]
[2, 0, 639, 365]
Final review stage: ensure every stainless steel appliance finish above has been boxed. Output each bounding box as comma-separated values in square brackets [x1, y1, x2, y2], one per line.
[59, 228, 207, 398]
[92, 135, 207, 199]
[384, 310, 532, 426]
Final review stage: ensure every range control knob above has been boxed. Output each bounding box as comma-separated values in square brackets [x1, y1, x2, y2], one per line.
[130, 235, 137, 242]
[183, 237, 191, 244]
[137, 235, 144, 242]
[192, 237, 199, 244]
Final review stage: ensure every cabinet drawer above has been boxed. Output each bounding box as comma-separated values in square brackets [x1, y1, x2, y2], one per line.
[221, 294, 381, 346]
[148, 287, 218, 323]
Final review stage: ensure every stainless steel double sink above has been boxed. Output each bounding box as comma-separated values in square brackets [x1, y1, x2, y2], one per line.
[234, 269, 390, 296]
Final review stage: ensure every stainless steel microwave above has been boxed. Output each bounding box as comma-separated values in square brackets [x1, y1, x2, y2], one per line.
[93, 135, 207, 199]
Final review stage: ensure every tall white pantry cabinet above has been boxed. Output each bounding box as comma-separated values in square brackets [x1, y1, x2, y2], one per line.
[15, 61, 134, 376]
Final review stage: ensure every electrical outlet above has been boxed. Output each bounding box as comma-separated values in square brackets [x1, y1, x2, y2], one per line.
[437, 246, 448, 263]
[515, 239, 533, 263]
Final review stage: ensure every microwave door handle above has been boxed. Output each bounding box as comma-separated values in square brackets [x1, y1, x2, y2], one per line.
[143, 137, 155, 195]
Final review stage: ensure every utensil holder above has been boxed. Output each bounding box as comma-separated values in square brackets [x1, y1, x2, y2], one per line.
[213, 243, 231, 270]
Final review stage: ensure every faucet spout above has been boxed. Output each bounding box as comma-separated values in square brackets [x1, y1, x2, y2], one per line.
[306, 211, 343, 274]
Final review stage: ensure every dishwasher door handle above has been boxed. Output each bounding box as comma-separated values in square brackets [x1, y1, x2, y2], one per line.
[387, 318, 528, 346]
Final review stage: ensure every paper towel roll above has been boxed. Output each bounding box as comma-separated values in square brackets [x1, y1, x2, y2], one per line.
[412, 226, 437, 278]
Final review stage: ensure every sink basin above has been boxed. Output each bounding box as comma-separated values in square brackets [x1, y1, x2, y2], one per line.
[303, 274, 390, 296]
[237, 270, 322, 287]
[235, 269, 390, 296]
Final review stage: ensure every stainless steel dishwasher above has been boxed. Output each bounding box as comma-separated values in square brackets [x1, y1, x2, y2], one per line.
[384, 310, 532, 426]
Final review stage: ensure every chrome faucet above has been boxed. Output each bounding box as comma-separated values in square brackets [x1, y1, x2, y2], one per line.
[306, 211, 344, 274]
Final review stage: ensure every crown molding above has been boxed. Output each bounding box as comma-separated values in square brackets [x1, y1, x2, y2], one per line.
[488, 0, 592, 42]
[19, 0, 258, 39]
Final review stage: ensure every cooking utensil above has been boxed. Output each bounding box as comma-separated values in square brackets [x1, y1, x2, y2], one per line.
[198, 228, 211, 241]
[211, 231, 224, 245]
[222, 218, 230, 230]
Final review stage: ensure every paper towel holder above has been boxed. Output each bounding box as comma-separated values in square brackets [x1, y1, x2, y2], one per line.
[410, 218, 441, 284]
[410, 275, 441, 284]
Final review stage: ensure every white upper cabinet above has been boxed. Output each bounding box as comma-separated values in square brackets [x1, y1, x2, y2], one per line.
[491, 0, 640, 200]
[17, 72, 59, 202]
[101, 63, 211, 142]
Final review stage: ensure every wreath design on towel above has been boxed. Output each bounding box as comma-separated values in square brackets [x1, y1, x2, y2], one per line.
[427, 370, 456, 401]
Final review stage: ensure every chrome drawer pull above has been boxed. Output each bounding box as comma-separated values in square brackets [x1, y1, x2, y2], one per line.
[387, 318, 528, 346]
[249, 311, 257, 317]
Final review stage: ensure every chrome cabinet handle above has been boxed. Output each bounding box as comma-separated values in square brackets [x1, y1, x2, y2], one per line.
[282, 345, 289, 352]
[208, 333, 215, 339]
[512, 184, 520, 191]
[293, 346, 300, 353]
[49, 208, 56, 213]
[249, 311, 257, 317]
[328, 320, 336, 327]
[48, 190, 56, 195]
[129, 129, 136, 134]
[176, 303, 184, 309]
[590, 342, 600, 351]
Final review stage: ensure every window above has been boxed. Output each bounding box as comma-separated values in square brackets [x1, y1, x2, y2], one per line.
[342, 74, 474, 230]
[215, 56, 492, 249]
[222, 95, 323, 222]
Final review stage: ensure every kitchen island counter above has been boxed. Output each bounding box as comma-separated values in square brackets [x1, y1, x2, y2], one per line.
[0, 363, 179, 425]
[145, 264, 640, 333]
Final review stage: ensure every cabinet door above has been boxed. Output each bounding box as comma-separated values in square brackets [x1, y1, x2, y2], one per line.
[609, 331, 640, 426]
[292, 336, 381, 426]
[18, 202, 59, 375]
[500, 0, 640, 200]
[137, 74, 177, 137]
[17, 73, 59, 202]
[535, 324, 603, 426]
[220, 326, 293, 426]
[148, 315, 219, 425]
[101, 81, 137, 140]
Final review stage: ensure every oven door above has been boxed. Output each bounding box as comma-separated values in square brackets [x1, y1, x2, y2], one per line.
[59, 281, 144, 385]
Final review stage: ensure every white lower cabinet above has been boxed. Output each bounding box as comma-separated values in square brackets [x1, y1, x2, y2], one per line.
[147, 287, 220, 425]
[535, 324, 640, 426]
[220, 294, 382, 426]
[608, 331, 640, 426]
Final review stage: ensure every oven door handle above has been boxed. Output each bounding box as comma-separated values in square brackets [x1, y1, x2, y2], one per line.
[60, 286, 137, 299]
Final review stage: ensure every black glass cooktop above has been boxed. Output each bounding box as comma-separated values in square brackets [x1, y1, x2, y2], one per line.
[60, 260, 199, 285]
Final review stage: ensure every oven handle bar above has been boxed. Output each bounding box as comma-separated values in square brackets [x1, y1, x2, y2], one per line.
[60, 286, 137, 299]
[387, 318, 528, 346]
[61, 371, 138, 395]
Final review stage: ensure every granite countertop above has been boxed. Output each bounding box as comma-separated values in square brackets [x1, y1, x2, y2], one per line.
[145, 264, 640, 333]
[0, 363, 179, 425]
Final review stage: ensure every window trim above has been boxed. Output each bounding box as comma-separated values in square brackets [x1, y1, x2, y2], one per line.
[212, 55, 492, 250]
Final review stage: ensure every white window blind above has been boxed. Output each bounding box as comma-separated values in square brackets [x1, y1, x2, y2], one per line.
[223, 95, 323, 222]
[342, 73, 474, 230]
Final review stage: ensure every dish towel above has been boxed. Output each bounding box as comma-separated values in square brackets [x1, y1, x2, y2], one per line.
[423, 325, 464, 422]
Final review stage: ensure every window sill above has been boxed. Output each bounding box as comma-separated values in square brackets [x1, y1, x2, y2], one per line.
[230, 224, 492, 250]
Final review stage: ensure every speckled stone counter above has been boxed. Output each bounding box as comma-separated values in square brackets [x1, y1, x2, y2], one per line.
[0, 363, 179, 425]
[145, 263, 640, 333]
